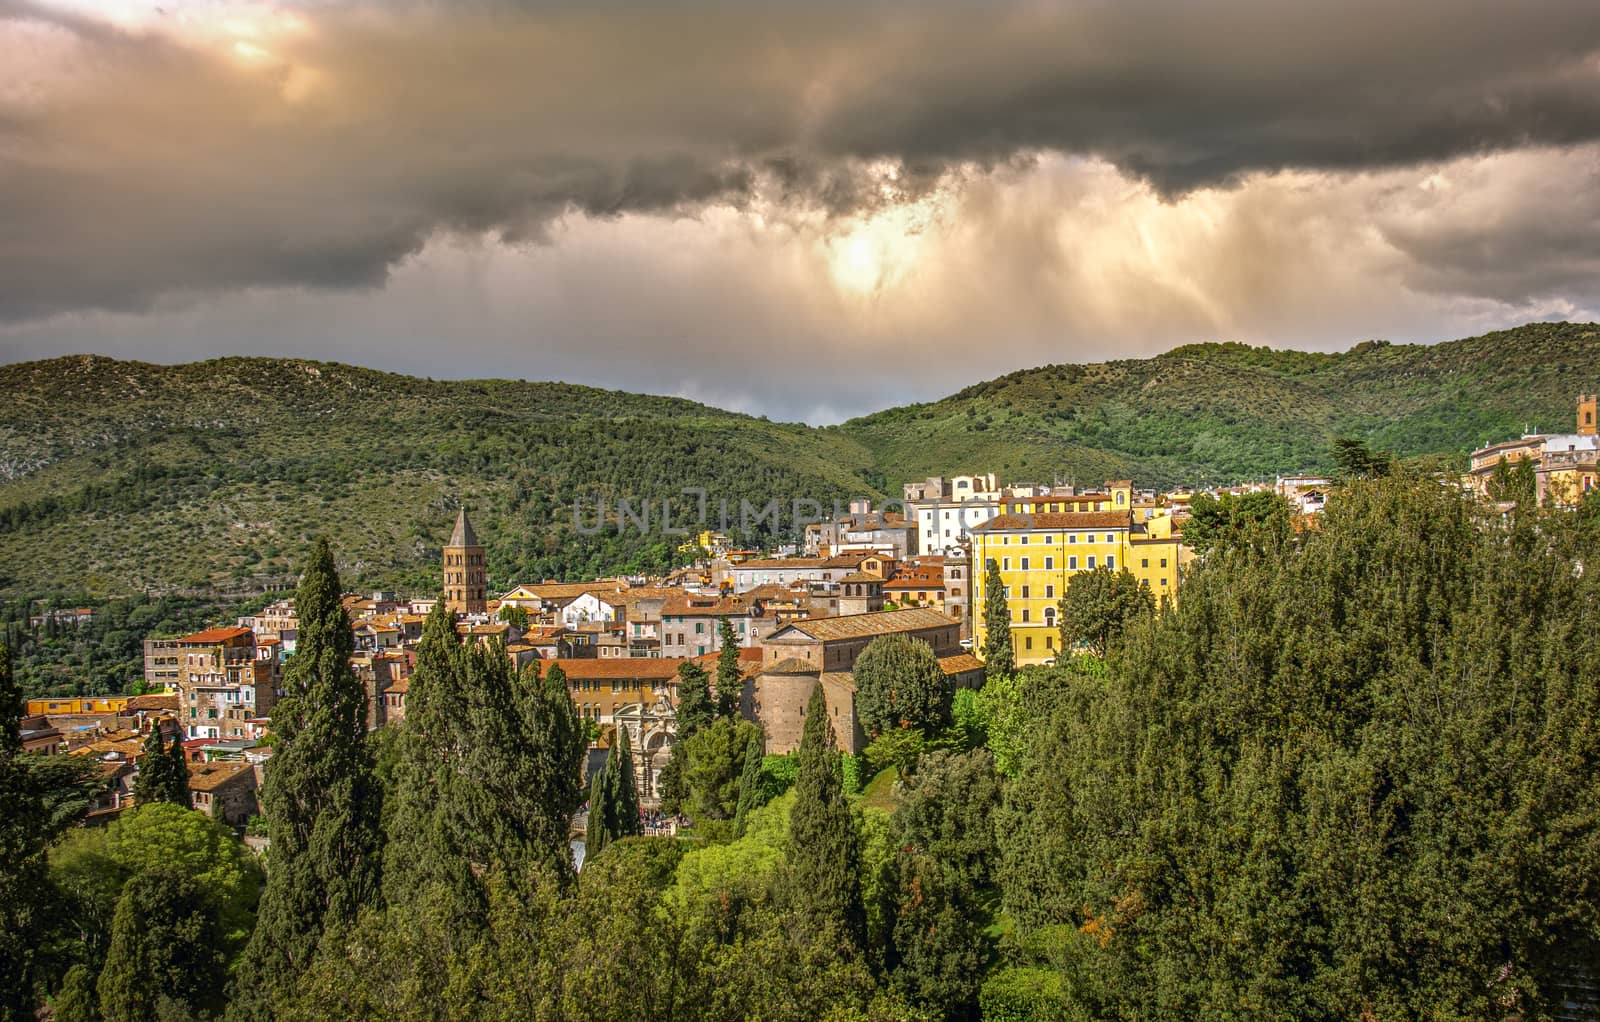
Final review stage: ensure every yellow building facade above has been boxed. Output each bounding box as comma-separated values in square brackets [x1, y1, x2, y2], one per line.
[969, 484, 1185, 667]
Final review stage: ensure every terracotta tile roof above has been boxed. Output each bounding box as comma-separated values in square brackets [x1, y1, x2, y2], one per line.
[837, 571, 881, 584]
[385, 678, 410, 694]
[762, 656, 821, 675]
[125, 694, 180, 711]
[767, 607, 956, 643]
[820, 552, 877, 568]
[937, 653, 985, 675]
[971, 511, 1130, 532]
[731, 557, 828, 570]
[544, 658, 688, 681]
[691, 647, 763, 678]
[175, 626, 253, 645]
[187, 760, 256, 792]
[661, 593, 760, 617]
[884, 568, 942, 588]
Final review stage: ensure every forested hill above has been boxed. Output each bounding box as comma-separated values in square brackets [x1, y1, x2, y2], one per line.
[4, 321, 1600, 604]
[838, 320, 1600, 488]
[0, 355, 881, 600]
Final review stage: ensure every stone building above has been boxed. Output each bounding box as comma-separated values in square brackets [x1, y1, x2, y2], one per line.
[443, 508, 488, 616]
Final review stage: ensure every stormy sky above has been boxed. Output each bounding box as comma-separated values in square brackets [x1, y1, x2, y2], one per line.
[3, 0, 1600, 422]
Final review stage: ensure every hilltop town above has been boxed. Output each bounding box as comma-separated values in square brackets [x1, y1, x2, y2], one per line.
[21, 392, 1600, 828]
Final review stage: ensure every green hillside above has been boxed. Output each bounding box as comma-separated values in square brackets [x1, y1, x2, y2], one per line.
[6, 321, 1599, 606]
[840, 321, 1600, 489]
[6, 323, 1600, 695]
[0, 355, 881, 601]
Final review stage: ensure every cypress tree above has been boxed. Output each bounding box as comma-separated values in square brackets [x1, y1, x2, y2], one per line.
[522, 660, 586, 875]
[0, 642, 49, 1021]
[787, 683, 865, 948]
[659, 660, 715, 812]
[587, 727, 643, 859]
[715, 617, 742, 717]
[166, 727, 191, 809]
[132, 723, 171, 805]
[732, 728, 765, 838]
[230, 538, 383, 1018]
[587, 745, 612, 857]
[613, 726, 641, 841]
[134, 725, 189, 808]
[676, 659, 715, 736]
[385, 609, 586, 931]
[981, 559, 1013, 681]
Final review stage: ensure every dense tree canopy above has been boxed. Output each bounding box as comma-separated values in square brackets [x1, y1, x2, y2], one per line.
[997, 473, 1600, 1019]
[853, 634, 950, 739]
[1180, 488, 1292, 555]
[1055, 564, 1155, 657]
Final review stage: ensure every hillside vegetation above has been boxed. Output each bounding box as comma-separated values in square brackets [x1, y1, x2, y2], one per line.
[841, 320, 1600, 488]
[3, 321, 1598, 635]
[0, 355, 880, 604]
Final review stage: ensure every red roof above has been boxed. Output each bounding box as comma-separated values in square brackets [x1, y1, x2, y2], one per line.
[175, 626, 254, 645]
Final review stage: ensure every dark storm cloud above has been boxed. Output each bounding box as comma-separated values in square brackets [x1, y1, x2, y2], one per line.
[2, 0, 1600, 320]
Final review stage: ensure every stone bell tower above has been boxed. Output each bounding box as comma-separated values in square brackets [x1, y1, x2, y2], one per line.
[443, 507, 486, 616]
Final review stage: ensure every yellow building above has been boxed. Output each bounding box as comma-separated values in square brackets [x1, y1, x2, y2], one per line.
[26, 696, 131, 716]
[969, 483, 1185, 667]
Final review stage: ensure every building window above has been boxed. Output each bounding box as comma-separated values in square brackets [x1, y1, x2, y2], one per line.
[1106, 556, 1115, 570]
[1021, 585, 1030, 598]
[1020, 557, 1030, 570]
[1068, 534, 1077, 544]
[1044, 556, 1054, 569]
[1160, 578, 1169, 586]
[1046, 634, 1055, 649]
[1160, 558, 1168, 568]
[1105, 534, 1115, 543]
[1068, 556, 1078, 570]
[1045, 584, 1055, 598]
[1024, 636, 1033, 650]
[1088, 556, 1097, 568]
[1021, 609, 1030, 622]
[1002, 558, 1010, 571]
[1142, 558, 1149, 568]
[1020, 536, 1028, 545]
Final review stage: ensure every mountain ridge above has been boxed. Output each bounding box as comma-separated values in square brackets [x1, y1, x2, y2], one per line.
[4, 320, 1599, 603]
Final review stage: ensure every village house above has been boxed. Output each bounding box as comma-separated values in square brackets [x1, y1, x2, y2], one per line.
[187, 760, 259, 827]
[660, 592, 775, 656]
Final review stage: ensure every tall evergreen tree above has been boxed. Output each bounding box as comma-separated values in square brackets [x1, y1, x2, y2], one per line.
[586, 745, 611, 856]
[787, 684, 865, 948]
[385, 607, 586, 933]
[133, 725, 188, 807]
[166, 725, 191, 809]
[981, 559, 1013, 681]
[732, 728, 765, 839]
[230, 538, 383, 1019]
[715, 617, 742, 718]
[659, 660, 715, 813]
[676, 659, 715, 736]
[132, 723, 170, 805]
[587, 727, 643, 859]
[0, 642, 49, 1021]
[96, 865, 226, 1022]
